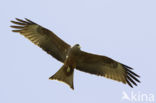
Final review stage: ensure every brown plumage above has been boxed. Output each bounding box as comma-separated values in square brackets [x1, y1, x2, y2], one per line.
[11, 18, 140, 89]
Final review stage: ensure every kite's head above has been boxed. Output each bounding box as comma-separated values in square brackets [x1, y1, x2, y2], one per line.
[74, 44, 81, 49]
[72, 44, 81, 51]
[68, 44, 81, 56]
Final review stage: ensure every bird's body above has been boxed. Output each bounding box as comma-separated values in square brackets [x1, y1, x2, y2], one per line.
[49, 44, 80, 89]
[11, 18, 140, 89]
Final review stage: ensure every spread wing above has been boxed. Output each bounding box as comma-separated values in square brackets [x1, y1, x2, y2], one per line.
[11, 18, 71, 62]
[76, 51, 140, 87]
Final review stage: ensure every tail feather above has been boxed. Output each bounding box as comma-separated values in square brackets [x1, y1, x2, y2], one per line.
[49, 65, 74, 89]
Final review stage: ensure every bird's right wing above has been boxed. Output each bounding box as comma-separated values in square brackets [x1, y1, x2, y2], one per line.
[76, 51, 140, 87]
[11, 18, 71, 62]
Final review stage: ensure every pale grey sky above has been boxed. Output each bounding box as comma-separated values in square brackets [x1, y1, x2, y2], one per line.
[0, 0, 156, 103]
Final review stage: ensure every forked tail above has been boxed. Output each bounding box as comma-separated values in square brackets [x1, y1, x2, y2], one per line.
[49, 65, 74, 89]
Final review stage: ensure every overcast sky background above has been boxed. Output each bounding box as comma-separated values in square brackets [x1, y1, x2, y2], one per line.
[0, 0, 156, 103]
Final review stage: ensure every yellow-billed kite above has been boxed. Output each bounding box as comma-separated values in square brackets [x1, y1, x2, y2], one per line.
[11, 18, 140, 89]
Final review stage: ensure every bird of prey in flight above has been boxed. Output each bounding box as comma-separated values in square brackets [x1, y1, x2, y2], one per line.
[11, 18, 140, 89]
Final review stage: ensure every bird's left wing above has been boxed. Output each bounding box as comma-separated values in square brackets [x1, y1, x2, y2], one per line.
[76, 51, 140, 87]
[11, 18, 71, 62]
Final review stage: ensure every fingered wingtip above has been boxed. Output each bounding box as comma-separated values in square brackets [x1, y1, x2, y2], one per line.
[12, 30, 21, 32]
[24, 18, 29, 20]
[15, 18, 20, 21]
[24, 18, 36, 24]
[10, 20, 14, 23]
[14, 18, 31, 24]
[10, 25, 24, 28]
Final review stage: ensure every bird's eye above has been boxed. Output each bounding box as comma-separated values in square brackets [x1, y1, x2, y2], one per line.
[76, 44, 79, 46]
